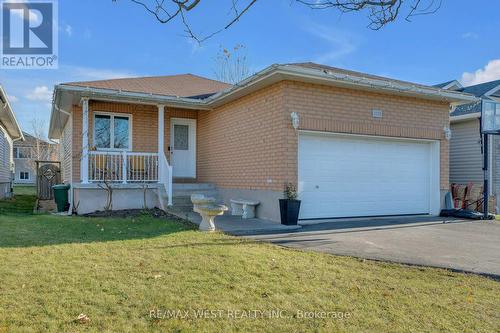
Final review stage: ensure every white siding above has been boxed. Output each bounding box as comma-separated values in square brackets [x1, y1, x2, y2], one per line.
[450, 119, 483, 185]
[13, 158, 35, 184]
[60, 116, 72, 183]
[0, 125, 13, 198]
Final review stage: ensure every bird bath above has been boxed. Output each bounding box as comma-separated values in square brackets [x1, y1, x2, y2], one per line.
[197, 204, 228, 232]
[190, 194, 216, 213]
[190, 194, 227, 231]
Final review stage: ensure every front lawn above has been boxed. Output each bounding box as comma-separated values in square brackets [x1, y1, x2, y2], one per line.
[0, 193, 498, 332]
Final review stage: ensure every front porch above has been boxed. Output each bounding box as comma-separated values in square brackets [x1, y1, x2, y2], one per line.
[77, 99, 202, 209]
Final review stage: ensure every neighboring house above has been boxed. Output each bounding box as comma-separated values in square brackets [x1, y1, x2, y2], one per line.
[49, 63, 475, 221]
[0, 85, 24, 198]
[438, 79, 500, 211]
[13, 131, 59, 185]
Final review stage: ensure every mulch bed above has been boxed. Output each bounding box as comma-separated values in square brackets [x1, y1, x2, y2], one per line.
[83, 208, 187, 222]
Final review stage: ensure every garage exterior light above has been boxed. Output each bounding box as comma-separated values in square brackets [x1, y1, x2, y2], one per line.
[291, 112, 299, 130]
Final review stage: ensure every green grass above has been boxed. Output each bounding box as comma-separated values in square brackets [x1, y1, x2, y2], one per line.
[0, 194, 499, 332]
[12, 185, 36, 196]
[0, 187, 36, 215]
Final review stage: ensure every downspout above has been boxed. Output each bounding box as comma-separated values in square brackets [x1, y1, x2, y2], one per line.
[67, 114, 73, 215]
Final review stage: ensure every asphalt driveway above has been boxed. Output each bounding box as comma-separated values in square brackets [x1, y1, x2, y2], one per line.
[240, 216, 500, 278]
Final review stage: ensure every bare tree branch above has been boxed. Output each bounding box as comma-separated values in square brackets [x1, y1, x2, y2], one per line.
[118, 0, 442, 40]
[298, 0, 442, 30]
[213, 44, 250, 84]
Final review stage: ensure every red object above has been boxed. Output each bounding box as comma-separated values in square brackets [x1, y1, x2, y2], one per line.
[451, 182, 474, 209]
[451, 183, 460, 208]
[462, 182, 473, 209]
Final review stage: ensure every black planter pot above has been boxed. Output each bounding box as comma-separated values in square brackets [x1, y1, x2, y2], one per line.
[279, 199, 301, 225]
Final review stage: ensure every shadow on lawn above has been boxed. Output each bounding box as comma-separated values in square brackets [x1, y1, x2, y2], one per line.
[0, 194, 37, 215]
[0, 194, 197, 248]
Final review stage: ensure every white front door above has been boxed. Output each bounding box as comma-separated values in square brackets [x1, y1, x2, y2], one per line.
[170, 118, 196, 178]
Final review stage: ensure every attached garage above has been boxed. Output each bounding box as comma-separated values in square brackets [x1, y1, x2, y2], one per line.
[298, 132, 441, 219]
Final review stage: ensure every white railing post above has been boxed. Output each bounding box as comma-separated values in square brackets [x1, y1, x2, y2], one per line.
[81, 97, 89, 183]
[168, 164, 173, 206]
[158, 104, 165, 181]
[157, 104, 173, 206]
[122, 151, 127, 183]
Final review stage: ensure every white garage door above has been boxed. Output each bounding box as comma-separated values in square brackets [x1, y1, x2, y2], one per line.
[298, 133, 439, 219]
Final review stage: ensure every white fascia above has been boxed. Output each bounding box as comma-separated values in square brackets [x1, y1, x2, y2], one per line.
[450, 112, 481, 123]
[0, 85, 24, 141]
[205, 65, 478, 105]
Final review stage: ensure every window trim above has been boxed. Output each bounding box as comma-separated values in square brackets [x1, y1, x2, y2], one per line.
[19, 171, 30, 180]
[13, 146, 32, 159]
[93, 111, 133, 151]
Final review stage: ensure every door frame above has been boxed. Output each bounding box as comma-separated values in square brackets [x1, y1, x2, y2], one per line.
[297, 130, 441, 218]
[170, 117, 197, 178]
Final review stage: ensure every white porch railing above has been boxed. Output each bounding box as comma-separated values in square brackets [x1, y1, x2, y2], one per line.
[88, 151, 159, 183]
[159, 152, 173, 206]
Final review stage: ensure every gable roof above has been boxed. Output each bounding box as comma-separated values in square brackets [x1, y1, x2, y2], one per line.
[459, 79, 500, 97]
[433, 80, 456, 89]
[16, 131, 55, 145]
[65, 74, 231, 99]
[433, 80, 463, 90]
[50, 63, 477, 139]
[445, 79, 500, 120]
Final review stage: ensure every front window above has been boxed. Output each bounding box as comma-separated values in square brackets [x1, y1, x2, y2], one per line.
[14, 147, 32, 159]
[20, 171, 29, 180]
[93, 113, 131, 150]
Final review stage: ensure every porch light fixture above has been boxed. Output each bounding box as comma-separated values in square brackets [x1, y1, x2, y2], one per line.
[290, 112, 299, 130]
[443, 126, 452, 140]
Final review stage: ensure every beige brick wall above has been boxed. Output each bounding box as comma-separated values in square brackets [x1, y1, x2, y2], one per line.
[71, 101, 197, 182]
[198, 80, 449, 191]
[282, 81, 450, 190]
[69, 81, 450, 192]
[197, 82, 288, 191]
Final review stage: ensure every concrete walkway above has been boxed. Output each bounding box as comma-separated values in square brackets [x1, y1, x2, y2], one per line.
[173, 210, 301, 234]
[242, 216, 500, 278]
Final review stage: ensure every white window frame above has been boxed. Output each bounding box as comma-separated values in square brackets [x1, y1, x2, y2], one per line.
[13, 146, 32, 159]
[19, 171, 30, 180]
[93, 111, 133, 151]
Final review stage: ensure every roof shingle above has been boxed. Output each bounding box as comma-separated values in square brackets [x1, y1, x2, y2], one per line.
[458, 79, 500, 97]
[64, 73, 231, 98]
[286, 62, 436, 90]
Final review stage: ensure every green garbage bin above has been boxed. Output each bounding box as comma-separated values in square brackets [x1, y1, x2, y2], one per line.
[52, 184, 70, 212]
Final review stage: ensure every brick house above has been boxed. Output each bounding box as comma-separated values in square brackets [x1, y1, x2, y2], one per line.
[48, 63, 476, 221]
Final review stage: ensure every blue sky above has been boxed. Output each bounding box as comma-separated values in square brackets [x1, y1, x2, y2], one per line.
[2, 0, 499, 137]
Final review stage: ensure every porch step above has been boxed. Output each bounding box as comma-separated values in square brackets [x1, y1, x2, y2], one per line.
[173, 189, 219, 198]
[172, 193, 222, 208]
[159, 182, 222, 216]
[172, 183, 219, 199]
[172, 183, 215, 191]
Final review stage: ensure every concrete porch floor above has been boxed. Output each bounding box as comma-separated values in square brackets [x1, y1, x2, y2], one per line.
[171, 210, 302, 234]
